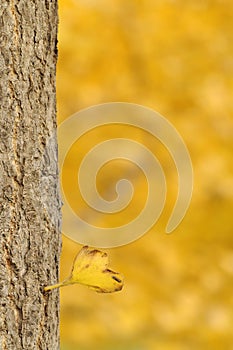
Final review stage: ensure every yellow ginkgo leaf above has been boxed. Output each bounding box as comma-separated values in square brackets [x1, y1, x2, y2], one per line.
[44, 246, 124, 293]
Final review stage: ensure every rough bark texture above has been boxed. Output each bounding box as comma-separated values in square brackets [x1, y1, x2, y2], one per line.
[0, 1, 61, 349]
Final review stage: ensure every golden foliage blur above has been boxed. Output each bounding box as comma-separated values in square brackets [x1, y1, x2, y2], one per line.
[57, 1, 233, 349]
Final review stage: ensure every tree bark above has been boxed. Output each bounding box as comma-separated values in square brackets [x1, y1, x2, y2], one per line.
[0, 1, 61, 349]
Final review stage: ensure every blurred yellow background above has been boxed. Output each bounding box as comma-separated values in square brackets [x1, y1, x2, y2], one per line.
[57, 1, 233, 349]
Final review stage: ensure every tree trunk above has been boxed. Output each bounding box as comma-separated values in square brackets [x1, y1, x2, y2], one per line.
[0, 1, 61, 349]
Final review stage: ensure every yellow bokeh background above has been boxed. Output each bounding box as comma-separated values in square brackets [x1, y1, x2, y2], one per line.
[57, 1, 233, 349]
